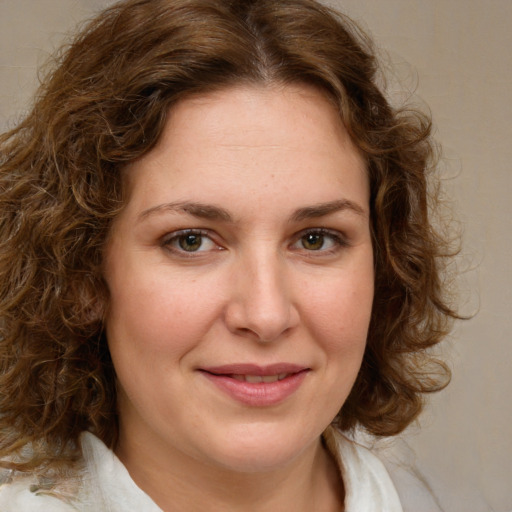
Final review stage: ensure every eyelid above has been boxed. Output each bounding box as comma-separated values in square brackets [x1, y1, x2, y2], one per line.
[160, 228, 223, 256]
[289, 227, 349, 253]
[159, 227, 349, 258]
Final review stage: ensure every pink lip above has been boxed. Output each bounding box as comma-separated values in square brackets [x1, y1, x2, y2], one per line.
[199, 363, 310, 407]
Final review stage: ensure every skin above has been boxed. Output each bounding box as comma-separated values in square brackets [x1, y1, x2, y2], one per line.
[103, 83, 374, 511]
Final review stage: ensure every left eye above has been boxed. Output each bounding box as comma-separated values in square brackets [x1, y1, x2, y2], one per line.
[291, 230, 344, 252]
[162, 230, 219, 253]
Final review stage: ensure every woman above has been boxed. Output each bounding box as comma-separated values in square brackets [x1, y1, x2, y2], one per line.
[0, 0, 457, 510]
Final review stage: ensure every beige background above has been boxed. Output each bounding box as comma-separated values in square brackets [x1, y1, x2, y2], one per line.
[1, 1, 511, 510]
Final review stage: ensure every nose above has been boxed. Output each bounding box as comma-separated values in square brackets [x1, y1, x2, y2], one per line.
[224, 251, 299, 343]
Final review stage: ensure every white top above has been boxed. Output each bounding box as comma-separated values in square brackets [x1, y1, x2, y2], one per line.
[0, 429, 405, 511]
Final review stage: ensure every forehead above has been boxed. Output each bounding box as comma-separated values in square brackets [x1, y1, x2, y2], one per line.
[159, 83, 359, 159]
[122, 83, 368, 217]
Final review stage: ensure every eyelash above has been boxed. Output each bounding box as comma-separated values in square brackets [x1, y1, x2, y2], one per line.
[160, 228, 349, 257]
[291, 228, 349, 255]
[161, 229, 222, 256]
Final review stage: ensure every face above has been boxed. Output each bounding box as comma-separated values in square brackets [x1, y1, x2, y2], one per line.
[104, 84, 374, 474]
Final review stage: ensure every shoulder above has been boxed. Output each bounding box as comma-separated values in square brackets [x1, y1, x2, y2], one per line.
[78, 432, 162, 510]
[324, 427, 443, 512]
[370, 436, 444, 512]
[324, 427, 404, 512]
[0, 433, 162, 511]
[0, 471, 79, 511]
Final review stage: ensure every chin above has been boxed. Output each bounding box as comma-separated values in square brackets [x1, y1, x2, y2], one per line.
[197, 423, 319, 474]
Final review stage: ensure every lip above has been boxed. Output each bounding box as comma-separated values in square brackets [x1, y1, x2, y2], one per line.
[199, 363, 310, 407]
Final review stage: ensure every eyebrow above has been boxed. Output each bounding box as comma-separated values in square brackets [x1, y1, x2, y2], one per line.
[138, 201, 233, 222]
[138, 198, 367, 224]
[291, 199, 368, 221]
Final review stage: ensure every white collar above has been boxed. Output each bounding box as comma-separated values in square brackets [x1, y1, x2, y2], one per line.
[323, 427, 403, 512]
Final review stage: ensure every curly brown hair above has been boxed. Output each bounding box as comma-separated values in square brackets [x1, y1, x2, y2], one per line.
[0, 0, 458, 471]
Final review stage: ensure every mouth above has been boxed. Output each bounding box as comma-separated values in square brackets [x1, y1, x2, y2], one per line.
[230, 373, 290, 383]
[198, 364, 310, 406]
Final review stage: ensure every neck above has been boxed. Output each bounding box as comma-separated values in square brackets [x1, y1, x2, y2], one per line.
[115, 433, 344, 512]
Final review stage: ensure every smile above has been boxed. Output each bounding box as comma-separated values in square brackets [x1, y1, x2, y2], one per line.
[230, 373, 290, 383]
[199, 364, 310, 406]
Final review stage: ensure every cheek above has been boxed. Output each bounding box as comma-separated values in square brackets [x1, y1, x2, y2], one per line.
[299, 270, 373, 411]
[297, 270, 373, 423]
[300, 267, 374, 353]
[105, 267, 220, 359]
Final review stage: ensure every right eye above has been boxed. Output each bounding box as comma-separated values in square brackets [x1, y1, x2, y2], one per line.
[161, 229, 221, 255]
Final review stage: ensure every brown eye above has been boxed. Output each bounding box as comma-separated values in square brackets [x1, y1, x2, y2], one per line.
[178, 233, 203, 252]
[291, 229, 346, 254]
[301, 233, 325, 250]
[162, 230, 219, 255]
